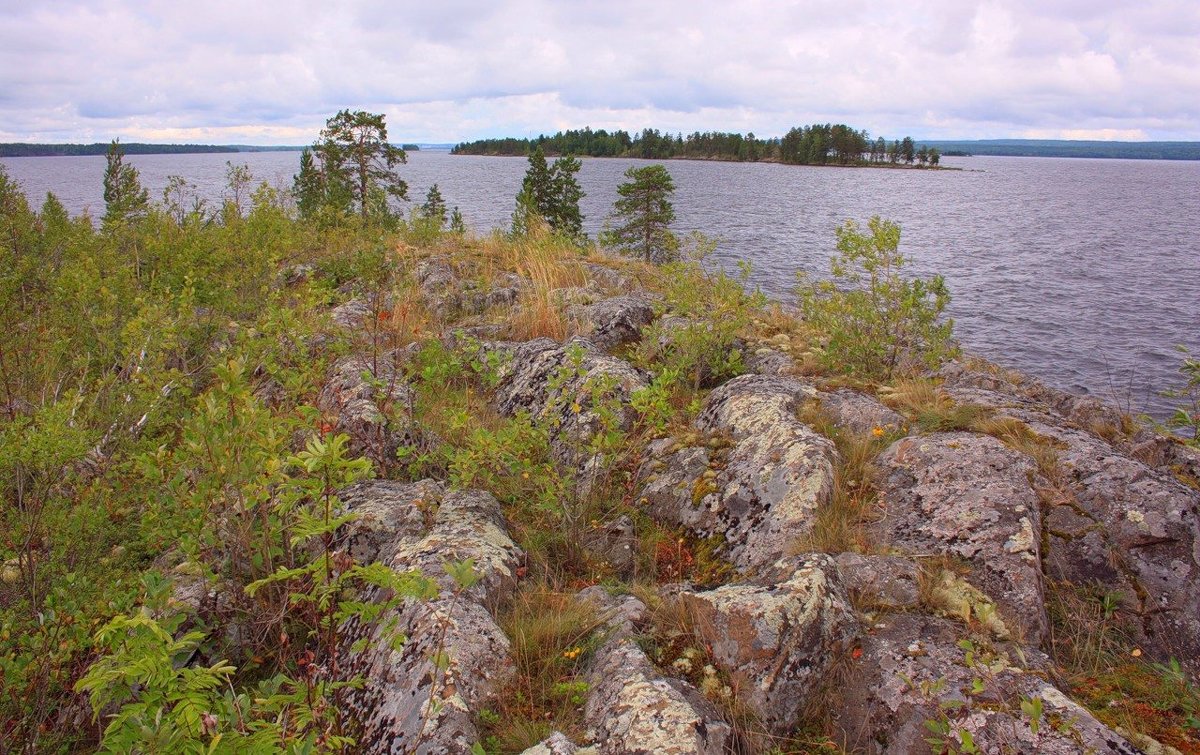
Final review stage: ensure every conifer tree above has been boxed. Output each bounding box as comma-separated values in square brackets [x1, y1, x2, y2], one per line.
[600, 164, 677, 263]
[102, 140, 148, 227]
[420, 184, 448, 228]
[511, 146, 585, 241]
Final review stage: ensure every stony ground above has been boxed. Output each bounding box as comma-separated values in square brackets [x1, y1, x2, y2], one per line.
[312, 247, 1200, 754]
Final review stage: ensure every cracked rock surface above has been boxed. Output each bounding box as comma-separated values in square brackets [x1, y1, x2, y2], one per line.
[336, 480, 524, 753]
[638, 374, 838, 570]
[873, 432, 1049, 645]
[679, 554, 861, 734]
[580, 589, 733, 755]
[835, 613, 1141, 754]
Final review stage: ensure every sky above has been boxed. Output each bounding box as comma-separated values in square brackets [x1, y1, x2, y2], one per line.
[2, 0, 1199, 145]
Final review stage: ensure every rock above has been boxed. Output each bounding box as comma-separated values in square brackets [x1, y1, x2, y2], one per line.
[520, 731, 582, 754]
[931, 374, 1200, 680]
[582, 261, 634, 292]
[834, 614, 1140, 754]
[567, 295, 656, 351]
[743, 347, 795, 376]
[584, 515, 638, 578]
[335, 481, 525, 753]
[317, 354, 413, 470]
[643, 315, 747, 389]
[332, 297, 371, 329]
[639, 375, 837, 570]
[834, 553, 922, 611]
[492, 337, 649, 469]
[342, 597, 515, 755]
[873, 432, 1048, 644]
[679, 554, 861, 734]
[283, 263, 314, 286]
[1008, 410, 1200, 680]
[581, 591, 733, 755]
[335, 479, 442, 564]
[818, 388, 906, 435]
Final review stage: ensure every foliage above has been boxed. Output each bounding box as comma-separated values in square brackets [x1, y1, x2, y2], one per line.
[637, 238, 765, 393]
[600, 164, 678, 263]
[297, 110, 408, 223]
[102, 139, 150, 227]
[511, 146, 585, 242]
[1162, 345, 1200, 445]
[798, 216, 954, 379]
[420, 183, 448, 228]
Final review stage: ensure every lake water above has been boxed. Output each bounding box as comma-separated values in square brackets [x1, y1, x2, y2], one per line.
[3, 149, 1198, 421]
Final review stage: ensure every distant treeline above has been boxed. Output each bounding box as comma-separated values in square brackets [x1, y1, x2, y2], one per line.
[452, 125, 942, 166]
[919, 140, 1200, 161]
[0, 143, 240, 157]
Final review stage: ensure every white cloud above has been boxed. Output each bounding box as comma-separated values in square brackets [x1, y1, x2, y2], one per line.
[0, 0, 1198, 143]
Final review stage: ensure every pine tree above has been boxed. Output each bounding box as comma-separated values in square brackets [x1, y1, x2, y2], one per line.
[306, 110, 407, 222]
[449, 207, 465, 234]
[102, 140, 148, 227]
[600, 164, 677, 264]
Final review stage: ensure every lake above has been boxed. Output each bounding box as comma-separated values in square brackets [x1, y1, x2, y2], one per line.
[3, 149, 1197, 421]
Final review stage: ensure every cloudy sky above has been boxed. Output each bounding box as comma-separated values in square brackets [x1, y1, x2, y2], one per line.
[2, 0, 1198, 144]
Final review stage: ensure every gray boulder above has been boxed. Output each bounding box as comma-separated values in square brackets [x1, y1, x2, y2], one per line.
[317, 354, 413, 470]
[873, 432, 1048, 645]
[580, 590, 733, 755]
[335, 481, 525, 753]
[834, 614, 1140, 754]
[638, 375, 837, 570]
[931, 373, 1200, 679]
[679, 554, 861, 734]
[492, 337, 649, 469]
[567, 295, 656, 351]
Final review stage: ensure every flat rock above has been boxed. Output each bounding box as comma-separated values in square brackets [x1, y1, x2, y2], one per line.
[679, 554, 860, 733]
[834, 553, 922, 611]
[834, 613, 1140, 754]
[873, 432, 1048, 644]
[818, 388, 906, 435]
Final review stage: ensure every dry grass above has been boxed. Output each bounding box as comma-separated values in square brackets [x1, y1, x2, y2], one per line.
[792, 401, 892, 555]
[879, 378, 992, 432]
[478, 587, 604, 752]
[481, 229, 587, 341]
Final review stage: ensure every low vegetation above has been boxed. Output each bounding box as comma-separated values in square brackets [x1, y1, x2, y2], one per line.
[3, 117, 1198, 754]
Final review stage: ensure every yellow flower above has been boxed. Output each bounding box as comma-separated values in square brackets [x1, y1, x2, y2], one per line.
[1131, 648, 1142, 657]
[571, 403, 582, 414]
[872, 426, 885, 437]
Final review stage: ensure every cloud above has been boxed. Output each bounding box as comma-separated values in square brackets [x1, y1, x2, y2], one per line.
[1, 0, 1198, 143]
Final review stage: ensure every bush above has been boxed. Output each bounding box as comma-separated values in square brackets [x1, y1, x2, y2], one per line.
[798, 216, 954, 379]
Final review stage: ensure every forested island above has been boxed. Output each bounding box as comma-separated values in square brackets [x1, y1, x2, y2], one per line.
[453, 124, 945, 167]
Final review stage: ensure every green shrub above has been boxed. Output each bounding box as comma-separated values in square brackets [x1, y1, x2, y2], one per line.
[798, 216, 954, 379]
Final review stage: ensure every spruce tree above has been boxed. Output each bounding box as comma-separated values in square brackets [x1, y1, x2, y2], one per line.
[511, 146, 585, 241]
[420, 184, 447, 228]
[102, 140, 148, 227]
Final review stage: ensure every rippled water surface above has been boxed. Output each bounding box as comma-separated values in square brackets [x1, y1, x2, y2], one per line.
[3, 150, 1197, 419]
